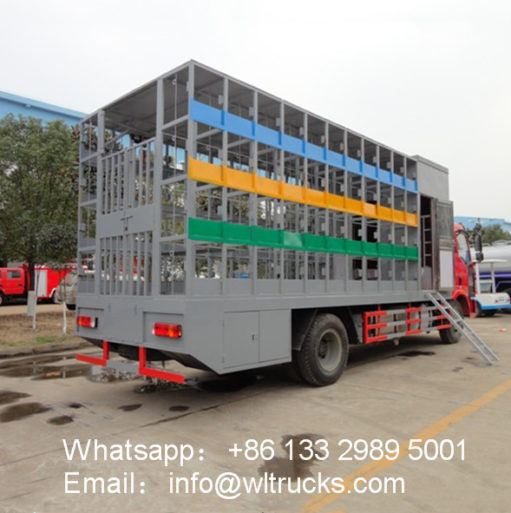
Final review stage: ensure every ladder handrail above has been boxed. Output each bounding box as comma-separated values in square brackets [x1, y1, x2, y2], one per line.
[425, 291, 499, 365]
[430, 293, 489, 344]
[428, 291, 497, 354]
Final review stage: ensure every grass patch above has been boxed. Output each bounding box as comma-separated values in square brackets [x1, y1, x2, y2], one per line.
[0, 312, 82, 350]
[35, 335, 68, 345]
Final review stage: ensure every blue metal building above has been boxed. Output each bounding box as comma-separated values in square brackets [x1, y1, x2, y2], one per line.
[0, 90, 85, 125]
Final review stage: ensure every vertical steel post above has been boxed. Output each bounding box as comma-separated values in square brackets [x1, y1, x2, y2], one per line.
[361, 138, 366, 291]
[343, 129, 349, 291]
[152, 78, 164, 295]
[404, 157, 409, 288]
[185, 63, 196, 296]
[390, 151, 396, 290]
[303, 113, 308, 294]
[376, 144, 381, 293]
[250, 90, 258, 294]
[324, 120, 329, 292]
[220, 77, 228, 294]
[95, 110, 105, 296]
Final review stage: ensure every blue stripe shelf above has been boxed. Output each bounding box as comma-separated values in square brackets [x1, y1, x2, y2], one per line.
[189, 98, 418, 193]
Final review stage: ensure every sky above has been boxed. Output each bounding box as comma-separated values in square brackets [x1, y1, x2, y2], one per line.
[1, 0, 510, 218]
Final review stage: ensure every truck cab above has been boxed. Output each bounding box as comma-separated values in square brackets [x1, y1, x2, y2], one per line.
[0, 267, 26, 305]
[452, 223, 476, 316]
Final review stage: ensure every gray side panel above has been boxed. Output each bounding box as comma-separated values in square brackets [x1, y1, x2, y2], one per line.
[415, 155, 450, 202]
[101, 301, 144, 343]
[259, 310, 291, 362]
[223, 312, 259, 368]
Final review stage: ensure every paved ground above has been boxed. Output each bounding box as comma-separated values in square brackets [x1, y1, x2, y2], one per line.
[0, 315, 510, 513]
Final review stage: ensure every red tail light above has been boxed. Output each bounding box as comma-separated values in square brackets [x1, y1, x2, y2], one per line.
[153, 322, 182, 338]
[77, 315, 97, 328]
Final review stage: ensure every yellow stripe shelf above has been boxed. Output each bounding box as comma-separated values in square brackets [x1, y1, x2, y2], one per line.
[188, 158, 418, 227]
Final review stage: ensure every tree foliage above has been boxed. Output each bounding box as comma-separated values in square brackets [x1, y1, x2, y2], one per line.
[0, 115, 78, 282]
[481, 224, 511, 245]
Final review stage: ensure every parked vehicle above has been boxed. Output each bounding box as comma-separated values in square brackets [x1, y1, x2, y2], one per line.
[0, 264, 71, 306]
[478, 241, 511, 314]
[76, 61, 480, 386]
[452, 225, 511, 317]
[0, 268, 25, 305]
[55, 270, 78, 310]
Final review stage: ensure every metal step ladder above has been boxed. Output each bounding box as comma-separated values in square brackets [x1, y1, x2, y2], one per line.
[425, 291, 499, 365]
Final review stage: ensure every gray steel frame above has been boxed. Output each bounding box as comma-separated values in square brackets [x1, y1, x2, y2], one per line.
[76, 60, 452, 374]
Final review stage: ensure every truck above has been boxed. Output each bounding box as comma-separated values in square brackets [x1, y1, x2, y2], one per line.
[55, 269, 78, 310]
[451, 225, 511, 317]
[0, 264, 71, 306]
[76, 60, 476, 386]
[478, 241, 511, 312]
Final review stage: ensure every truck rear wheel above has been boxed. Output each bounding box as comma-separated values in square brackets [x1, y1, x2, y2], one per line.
[501, 289, 511, 314]
[440, 300, 463, 344]
[474, 302, 497, 317]
[294, 313, 348, 386]
[0, 292, 5, 306]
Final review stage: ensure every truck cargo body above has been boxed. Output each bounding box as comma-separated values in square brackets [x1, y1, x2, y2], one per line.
[76, 61, 457, 384]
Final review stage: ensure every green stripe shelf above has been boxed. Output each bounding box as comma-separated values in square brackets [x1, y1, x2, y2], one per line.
[188, 218, 419, 261]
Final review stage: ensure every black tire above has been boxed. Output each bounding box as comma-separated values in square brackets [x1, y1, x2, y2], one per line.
[0, 292, 5, 306]
[66, 303, 76, 311]
[474, 303, 496, 317]
[440, 300, 463, 344]
[501, 289, 511, 315]
[294, 313, 349, 386]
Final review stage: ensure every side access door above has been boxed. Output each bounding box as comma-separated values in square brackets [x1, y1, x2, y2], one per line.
[436, 200, 455, 292]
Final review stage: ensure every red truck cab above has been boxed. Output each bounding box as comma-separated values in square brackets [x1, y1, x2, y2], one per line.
[0, 267, 26, 305]
[452, 223, 477, 317]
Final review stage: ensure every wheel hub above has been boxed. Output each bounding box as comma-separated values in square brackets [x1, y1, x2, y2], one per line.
[317, 329, 343, 372]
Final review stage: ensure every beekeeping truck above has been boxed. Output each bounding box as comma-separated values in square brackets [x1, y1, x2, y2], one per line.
[75, 60, 476, 386]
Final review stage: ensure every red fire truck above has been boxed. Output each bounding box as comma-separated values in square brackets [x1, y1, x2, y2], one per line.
[0, 264, 72, 306]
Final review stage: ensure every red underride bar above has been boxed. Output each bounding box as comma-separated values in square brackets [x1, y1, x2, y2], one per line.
[76, 342, 185, 384]
[363, 310, 389, 343]
[76, 341, 110, 366]
[138, 346, 185, 384]
[405, 305, 423, 335]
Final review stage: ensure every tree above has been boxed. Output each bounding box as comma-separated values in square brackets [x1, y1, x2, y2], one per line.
[482, 224, 511, 245]
[0, 228, 6, 267]
[0, 115, 78, 289]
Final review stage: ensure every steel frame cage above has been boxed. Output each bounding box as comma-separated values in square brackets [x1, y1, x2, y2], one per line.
[77, 60, 427, 302]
